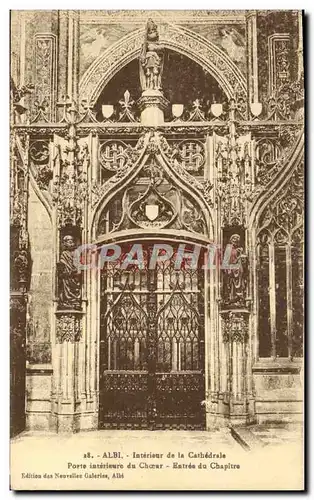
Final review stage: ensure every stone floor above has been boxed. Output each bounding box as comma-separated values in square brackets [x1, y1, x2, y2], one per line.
[246, 422, 303, 447]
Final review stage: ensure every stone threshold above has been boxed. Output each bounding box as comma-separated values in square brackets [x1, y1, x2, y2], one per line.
[230, 426, 267, 451]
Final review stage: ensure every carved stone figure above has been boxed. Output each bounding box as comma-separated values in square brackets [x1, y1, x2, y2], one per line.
[13, 249, 29, 290]
[223, 234, 247, 306]
[57, 235, 81, 310]
[139, 19, 163, 92]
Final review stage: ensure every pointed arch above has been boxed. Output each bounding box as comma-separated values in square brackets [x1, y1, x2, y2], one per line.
[79, 24, 247, 106]
[91, 133, 214, 243]
[249, 132, 304, 230]
[252, 133, 304, 360]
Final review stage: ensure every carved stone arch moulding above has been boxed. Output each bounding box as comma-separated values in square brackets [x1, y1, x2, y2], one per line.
[79, 25, 247, 106]
[248, 131, 304, 231]
[256, 159, 303, 243]
[91, 132, 213, 242]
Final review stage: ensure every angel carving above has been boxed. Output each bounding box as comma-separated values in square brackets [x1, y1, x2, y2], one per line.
[219, 27, 245, 63]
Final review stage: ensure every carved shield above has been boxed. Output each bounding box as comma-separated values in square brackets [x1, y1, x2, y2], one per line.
[211, 103, 223, 117]
[250, 102, 262, 117]
[172, 104, 184, 119]
[101, 105, 114, 120]
[145, 204, 159, 221]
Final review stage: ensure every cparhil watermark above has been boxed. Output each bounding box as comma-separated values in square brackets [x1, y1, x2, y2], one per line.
[72, 242, 243, 271]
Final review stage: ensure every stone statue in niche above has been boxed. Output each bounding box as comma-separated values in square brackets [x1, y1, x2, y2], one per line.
[57, 235, 81, 310]
[13, 249, 29, 291]
[139, 18, 163, 92]
[223, 233, 248, 306]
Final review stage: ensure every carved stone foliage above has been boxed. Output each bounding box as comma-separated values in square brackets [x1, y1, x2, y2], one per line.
[158, 134, 213, 206]
[10, 77, 34, 119]
[214, 133, 254, 227]
[257, 161, 303, 245]
[94, 131, 213, 236]
[129, 182, 176, 230]
[10, 132, 29, 250]
[117, 90, 138, 122]
[52, 127, 89, 228]
[257, 11, 297, 101]
[264, 78, 304, 121]
[175, 140, 205, 174]
[29, 140, 49, 164]
[29, 139, 53, 192]
[32, 35, 56, 122]
[99, 139, 141, 177]
[253, 125, 303, 199]
[222, 311, 249, 343]
[96, 131, 209, 237]
[55, 314, 82, 343]
[98, 155, 207, 236]
[268, 34, 291, 95]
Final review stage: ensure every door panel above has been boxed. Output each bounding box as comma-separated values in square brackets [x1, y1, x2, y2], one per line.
[99, 242, 206, 429]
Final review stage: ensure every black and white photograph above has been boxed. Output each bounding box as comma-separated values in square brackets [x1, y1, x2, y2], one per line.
[9, 9, 304, 491]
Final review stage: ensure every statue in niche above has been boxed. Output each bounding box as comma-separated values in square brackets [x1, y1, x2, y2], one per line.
[223, 234, 248, 306]
[139, 18, 164, 92]
[13, 249, 29, 291]
[57, 235, 81, 310]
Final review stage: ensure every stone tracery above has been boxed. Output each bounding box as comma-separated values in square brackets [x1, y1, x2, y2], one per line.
[10, 10, 304, 435]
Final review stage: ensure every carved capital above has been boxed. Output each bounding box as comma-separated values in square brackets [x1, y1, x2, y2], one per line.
[137, 92, 169, 113]
[221, 310, 249, 343]
[55, 313, 82, 343]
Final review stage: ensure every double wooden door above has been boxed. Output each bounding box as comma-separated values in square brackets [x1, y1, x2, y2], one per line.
[99, 243, 205, 429]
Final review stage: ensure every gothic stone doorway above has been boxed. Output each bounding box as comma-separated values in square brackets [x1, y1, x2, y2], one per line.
[99, 241, 206, 430]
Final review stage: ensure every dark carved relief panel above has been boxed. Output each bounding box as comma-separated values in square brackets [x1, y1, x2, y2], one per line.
[32, 34, 57, 122]
[55, 314, 82, 343]
[184, 22, 247, 76]
[97, 155, 207, 237]
[98, 138, 142, 184]
[257, 163, 303, 243]
[257, 11, 300, 103]
[222, 233, 248, 308]
[29, 139, 53, 193]
[253, 125, 303, 195]
[57, 233, 82, 311]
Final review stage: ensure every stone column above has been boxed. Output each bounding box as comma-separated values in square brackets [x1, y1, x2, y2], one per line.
[203, 107, 256, 428]
[220, 310, 255, 425]
[246, 11, 259, 104]
[50, 114, 97, 431]
[138, 90, 169, 126]
[67, 11, 80, 102]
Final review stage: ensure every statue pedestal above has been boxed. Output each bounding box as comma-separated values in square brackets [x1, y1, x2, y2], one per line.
[138, 90, 169, 126]
[51, 309, 98, 432]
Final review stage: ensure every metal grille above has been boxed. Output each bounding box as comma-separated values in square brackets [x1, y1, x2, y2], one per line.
[99, 243, 206, 429]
